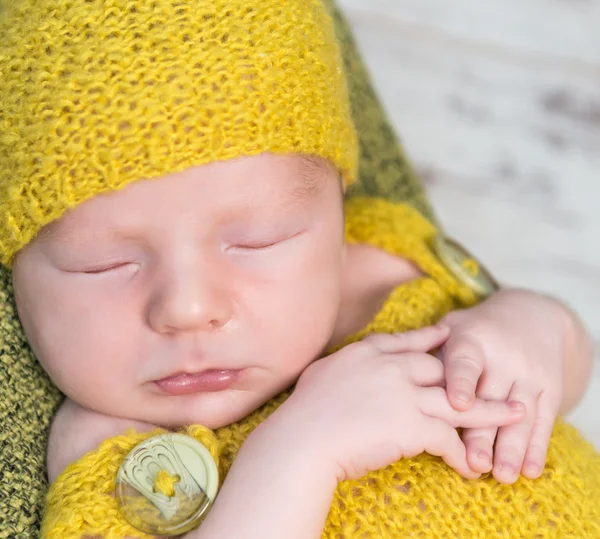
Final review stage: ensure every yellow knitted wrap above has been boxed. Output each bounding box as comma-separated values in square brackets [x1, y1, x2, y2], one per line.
[0, 0, 357, 266]
[42, 199, 600, 539]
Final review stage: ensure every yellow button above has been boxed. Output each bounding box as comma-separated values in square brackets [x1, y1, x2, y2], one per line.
[431, 234, 500, 298]
[116, 433, 219, 536]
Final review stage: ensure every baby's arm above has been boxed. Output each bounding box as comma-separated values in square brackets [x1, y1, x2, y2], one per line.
[47, 399, 335, 539]
[191, 413, 337, 539]
[195, 328, 524, 539]
[48, 399, 332, 539]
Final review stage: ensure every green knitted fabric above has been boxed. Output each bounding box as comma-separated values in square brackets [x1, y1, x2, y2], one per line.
[322, 0, 436, 222]
[0, 4, 433, 537]
[0, 270, 63, 538]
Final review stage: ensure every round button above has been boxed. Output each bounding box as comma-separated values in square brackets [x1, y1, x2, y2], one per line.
[431, 234, 500, 298]
[116, 433, 219, 536]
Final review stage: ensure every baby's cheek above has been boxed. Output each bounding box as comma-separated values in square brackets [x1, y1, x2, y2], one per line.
[42, 322, 134, 404]
[275, 290, 339, 372]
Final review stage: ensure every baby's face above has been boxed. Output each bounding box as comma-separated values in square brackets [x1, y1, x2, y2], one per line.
[12, 154, 345, 428]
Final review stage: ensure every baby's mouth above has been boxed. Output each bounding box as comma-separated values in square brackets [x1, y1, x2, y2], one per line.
[154, 369, 243, 395]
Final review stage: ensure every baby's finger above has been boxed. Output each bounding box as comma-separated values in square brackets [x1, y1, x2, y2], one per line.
[423, 417, 480, 480]
[463, 427, 497, 473]
[419, 387, 525, 429]
[405, 354, 445, 387]
[492, 383, 537, 485]
[442, 334, 484, 411]
[464, 378, 513, 473]
[363, 325, 450, 354]
[522, 391, 558, 479]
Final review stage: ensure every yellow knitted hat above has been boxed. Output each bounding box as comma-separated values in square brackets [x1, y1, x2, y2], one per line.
[0, 0, 358, 266]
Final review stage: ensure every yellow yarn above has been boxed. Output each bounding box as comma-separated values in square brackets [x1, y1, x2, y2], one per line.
[42, 199, 600, 538]
[153, 470, 179, 498]
[0, 0, 357, 266]
[42, 425, 220, 538]
[462, 258, 480, 278]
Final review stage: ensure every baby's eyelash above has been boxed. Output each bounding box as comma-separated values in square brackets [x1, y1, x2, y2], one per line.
[232, 240, 279, 251]
[231, 230, 306, 252]
[82, 262, 132, 274]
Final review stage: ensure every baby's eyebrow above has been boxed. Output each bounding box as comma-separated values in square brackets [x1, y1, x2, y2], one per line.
[35, 221, 71, 244]
[291, 156, 335, 203]
[35, 220, 103, 247]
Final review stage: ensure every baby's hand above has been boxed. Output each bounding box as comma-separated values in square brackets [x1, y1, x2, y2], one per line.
[439, 290, 567, 484]
[276, 326, 525, 483]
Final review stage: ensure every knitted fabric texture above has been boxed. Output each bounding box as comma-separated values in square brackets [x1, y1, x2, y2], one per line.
[322, 0, 436, 223]
[42, 199, 600, 538]
[43, 425, 220, 539]
[0, 0, 357, 265]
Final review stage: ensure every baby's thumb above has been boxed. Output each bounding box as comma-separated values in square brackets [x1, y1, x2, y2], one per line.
[423, 417, 480, 479]
[440, 332, 485, 411]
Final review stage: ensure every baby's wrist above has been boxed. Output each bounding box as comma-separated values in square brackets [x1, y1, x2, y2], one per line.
[246, 404, 340, 485]
[194, 413, 337, 539]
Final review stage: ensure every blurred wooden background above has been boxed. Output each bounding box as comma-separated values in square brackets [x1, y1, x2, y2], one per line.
[338, 0, 600, 447]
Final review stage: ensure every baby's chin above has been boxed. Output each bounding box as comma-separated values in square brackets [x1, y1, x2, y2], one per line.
[128, 386, 291, 431]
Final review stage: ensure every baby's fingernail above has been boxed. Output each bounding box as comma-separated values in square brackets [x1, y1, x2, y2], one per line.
[477, 449, 491, 465]
[508, 400, 525, 412]
[455, 391, 470, 404]
[436, 323, 449, 331]
[524, 462, 541, 477]
[499, 462, 517, 476]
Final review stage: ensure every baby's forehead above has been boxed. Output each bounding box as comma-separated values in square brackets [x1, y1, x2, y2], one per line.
[37, 154, 336, 241]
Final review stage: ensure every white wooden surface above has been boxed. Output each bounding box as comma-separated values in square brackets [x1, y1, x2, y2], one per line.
[338, 0, 600, 448]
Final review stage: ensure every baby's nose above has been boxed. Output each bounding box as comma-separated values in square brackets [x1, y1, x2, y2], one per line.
[147, 264, 232, 334]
